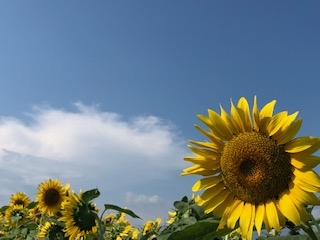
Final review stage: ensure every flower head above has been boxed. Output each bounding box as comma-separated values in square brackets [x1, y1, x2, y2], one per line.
[5, 205, 29, 227]
[36, 179, 67, 216]
[9, 192, 31, 208]
[59, 191, 98, 239]
[182, 96, 320, 239]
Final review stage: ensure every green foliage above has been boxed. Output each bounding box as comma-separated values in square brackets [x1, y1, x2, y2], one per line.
[103, 204, 141, 219]
[82, 188, 100, 204]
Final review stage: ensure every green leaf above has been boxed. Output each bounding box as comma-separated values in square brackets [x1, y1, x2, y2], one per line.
[0, 205, 9, 213]
[26, 222, 38, 230]
[201, 228, 233, 240]
[104, 204, 141, 219]
[173, 200, 188, 211]
[167, 219, 223, 240]
[82, 188, 100, 203]
[27, 201, 38, 209]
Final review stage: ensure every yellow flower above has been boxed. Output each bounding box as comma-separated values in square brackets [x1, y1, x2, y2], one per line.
[59, 191, 97, 239]
[166, 210, 177, 224]
[36, 179, 67, 216]
[38, 221, 52, 238]
[38, 221, 65, 239]
[182, 96, 320, 239]
[142, 218, 161, 236]
[104, 213, 115, 224]
[9, 192, 30, 208]
[5, 205, 29, 227]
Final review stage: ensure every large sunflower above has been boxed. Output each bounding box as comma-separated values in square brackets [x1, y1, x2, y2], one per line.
[182, 96, 320, 239]
[36, 179, 67, 216]
[59, 191, 98, 239]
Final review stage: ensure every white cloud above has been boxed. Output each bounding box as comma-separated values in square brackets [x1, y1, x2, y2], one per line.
[125, 191, 162, 204]
[0, 103, 191, 221]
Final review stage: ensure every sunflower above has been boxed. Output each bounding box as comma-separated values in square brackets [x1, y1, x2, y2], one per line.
[182, 96, 320, 239]
[5, 205, 29, 227]
[9, 192, 31, 208]
[59, 191, 98, 239]
[142, 218, 161, 237]
[36, 179, 67, 216]
[38, 221, 66, 239]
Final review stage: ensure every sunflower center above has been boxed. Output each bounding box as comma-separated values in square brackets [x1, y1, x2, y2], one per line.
[44, 188, 61, 206]
[14, 199, 25, 206]
[73, 202, 96, 231]
[220, 132, 292, 204]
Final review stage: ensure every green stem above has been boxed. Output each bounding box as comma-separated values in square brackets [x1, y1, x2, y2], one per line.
[310, 211, 320, 233]
[300, 221, 318, 240]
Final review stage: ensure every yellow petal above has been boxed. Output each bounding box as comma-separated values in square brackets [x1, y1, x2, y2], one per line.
[274, 118, 302, 145]
[208, 109, 234, 140]
[184, 155, 221, 165]
[218, 198, 237, 229]
[277, 190, 301, 226]
[265, 200, 280, 232]
[194, 124, 224, 148]
[212, 193, 234, 217]
[252, 95, 260, 131]
[188, 145, 221, 158]
[197, 114, 213, 128]
[255, 203, 265, 236]
[260, 99, 276, 119]
[189, 140, 222, 152]
[202, 189, 229, 213]
[197, 182, 225, 205]
[181, 165, 220, 176]
[247, 205, 255, 240]
[290, 155, 320, 170]
[220, 105, 239, 135]
[192, 176, 223, 191]
[290, 183, 320, 205]
[293, 168, 320, 189]
[259, 99, 276, 133]
[227, 200, 244, 229]
[240, 203, 254, 239]
[230, 100, 245, 132]
[284, 137, 320, 153]
[267, 111, 288, 136]
[237, 97, 252, 131]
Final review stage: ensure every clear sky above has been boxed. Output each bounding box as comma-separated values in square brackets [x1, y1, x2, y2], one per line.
[0, 1, 320, 224]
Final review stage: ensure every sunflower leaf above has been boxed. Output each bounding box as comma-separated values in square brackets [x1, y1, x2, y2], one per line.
[27, 201, 38, 209]
[104, 204, 141, 219]
[167, 219, 225, 240]
[82, 188, 100, 203]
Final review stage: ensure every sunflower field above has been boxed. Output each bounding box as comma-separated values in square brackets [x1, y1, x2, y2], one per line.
[1, 96, 320, 240]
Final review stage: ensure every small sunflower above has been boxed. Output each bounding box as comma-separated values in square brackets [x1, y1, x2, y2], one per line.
[182, 96, 320, 239]
[29, 205, 42, 223]
[9, 192, 31, 208]
[38, 221, 66, 239]
[166, 210, 177, 224]
[59, 191, 98, 239]
[142, 218, 161, 237]
[5, 205, 29, 227]
[36, 179, 67, 216]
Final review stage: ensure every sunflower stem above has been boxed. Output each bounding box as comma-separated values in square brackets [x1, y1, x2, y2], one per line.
[300, 221, 318, 240]
[310, 211, 320, 233]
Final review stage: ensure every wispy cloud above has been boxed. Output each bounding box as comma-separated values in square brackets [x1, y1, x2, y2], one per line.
[125, 191, 162, 204]
[0, 103, 191, 220]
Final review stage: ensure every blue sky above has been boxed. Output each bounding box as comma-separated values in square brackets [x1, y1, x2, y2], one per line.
[0, 1, 320, 224]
